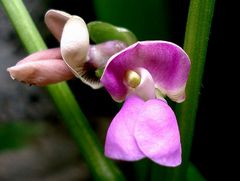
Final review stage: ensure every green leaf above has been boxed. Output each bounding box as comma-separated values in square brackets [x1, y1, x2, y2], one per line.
[87, 21, 137, 45]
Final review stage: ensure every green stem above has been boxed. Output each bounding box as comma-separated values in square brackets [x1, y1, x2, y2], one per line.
[175, 0, 215, 179]
[187, 163, 206, 181]
[151, 0, 215, 180]
[0, 0, 125, 180]
[150, 0, 215, 180]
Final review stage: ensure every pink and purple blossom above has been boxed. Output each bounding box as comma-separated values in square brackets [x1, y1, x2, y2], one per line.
[7, 10, 126, 87]
[101, 41, 190, 167]
[6, 9, 191, 167]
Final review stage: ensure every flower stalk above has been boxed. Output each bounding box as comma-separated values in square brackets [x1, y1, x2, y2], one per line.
[151, 0, 215, 180]
[176, 0, 216, 179]
[0, 0, 125, 180]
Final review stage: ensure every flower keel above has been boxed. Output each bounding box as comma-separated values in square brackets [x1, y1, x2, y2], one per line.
[105, 95, 181, 167]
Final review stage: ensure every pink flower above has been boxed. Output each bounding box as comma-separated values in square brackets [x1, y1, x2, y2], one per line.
[101, 41, 191, 167]
[7, 10, 126, 87]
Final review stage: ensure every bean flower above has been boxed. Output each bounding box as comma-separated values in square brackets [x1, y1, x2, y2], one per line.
[101, 41, 190, 166]
[6, 9, 191, 167]
[7, 10, 127, 87]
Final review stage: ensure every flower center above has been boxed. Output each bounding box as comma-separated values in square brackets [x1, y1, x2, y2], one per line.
[125, 70, 141, 88]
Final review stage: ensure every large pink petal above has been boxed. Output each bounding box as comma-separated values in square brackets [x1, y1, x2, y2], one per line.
[101, 41, 190, 102]
[134, 99, 181, 167]
[104, 96, 145, 160]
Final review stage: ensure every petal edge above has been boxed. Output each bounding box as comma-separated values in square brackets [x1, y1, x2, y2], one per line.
[134, 99, 182, 166]
[105, 96, 145, 160]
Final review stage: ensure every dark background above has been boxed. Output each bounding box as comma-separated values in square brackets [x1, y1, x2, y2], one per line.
[1, 0, 236, 180]
[46, 1, 235, 180]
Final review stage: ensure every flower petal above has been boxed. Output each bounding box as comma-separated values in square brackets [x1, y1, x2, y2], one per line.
[60, 16, 91, 85]
[134, 99, 181, 167]
[45, 9, 72, 41]
[126, 68, 156, 101]
[7, 59, 74, 86]
[76, 41, 127, 89]
[105, 96, 145, 160]
[88, 40, 127, 68]
[16, 48, 62, 65]
[101, 41, 190, 102]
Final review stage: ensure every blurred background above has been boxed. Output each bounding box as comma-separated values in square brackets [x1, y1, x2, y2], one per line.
[0, 0, 235, 180]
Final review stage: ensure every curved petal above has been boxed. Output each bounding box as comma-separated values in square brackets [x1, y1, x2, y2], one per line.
[134, 99, 181, 167]
[88, 40, 127, 68]
[60, 16, 90, 85]
[75, 41, 127, 89]
[104, 96, 145, 160]
[101, 41, 190, 102]
[126, 68, 156, 101]
[45, 9, 72, 41]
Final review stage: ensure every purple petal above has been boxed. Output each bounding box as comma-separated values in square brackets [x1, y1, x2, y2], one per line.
[88, 41, 127, 68]
[134, 99, 181, 167]
[105, 96, 145, 160]
[101, 41, 190, 102]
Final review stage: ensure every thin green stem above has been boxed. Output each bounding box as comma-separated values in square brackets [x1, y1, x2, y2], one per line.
[0, 0, 125, 180]
[187, 163, 206, 181]
[174, 0, 215, 179]
[151, 0, 215, 181]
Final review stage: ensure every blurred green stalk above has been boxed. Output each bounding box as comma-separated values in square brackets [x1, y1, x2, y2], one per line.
[93, 0, 171, 40]
[0, 0, 125, 180]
